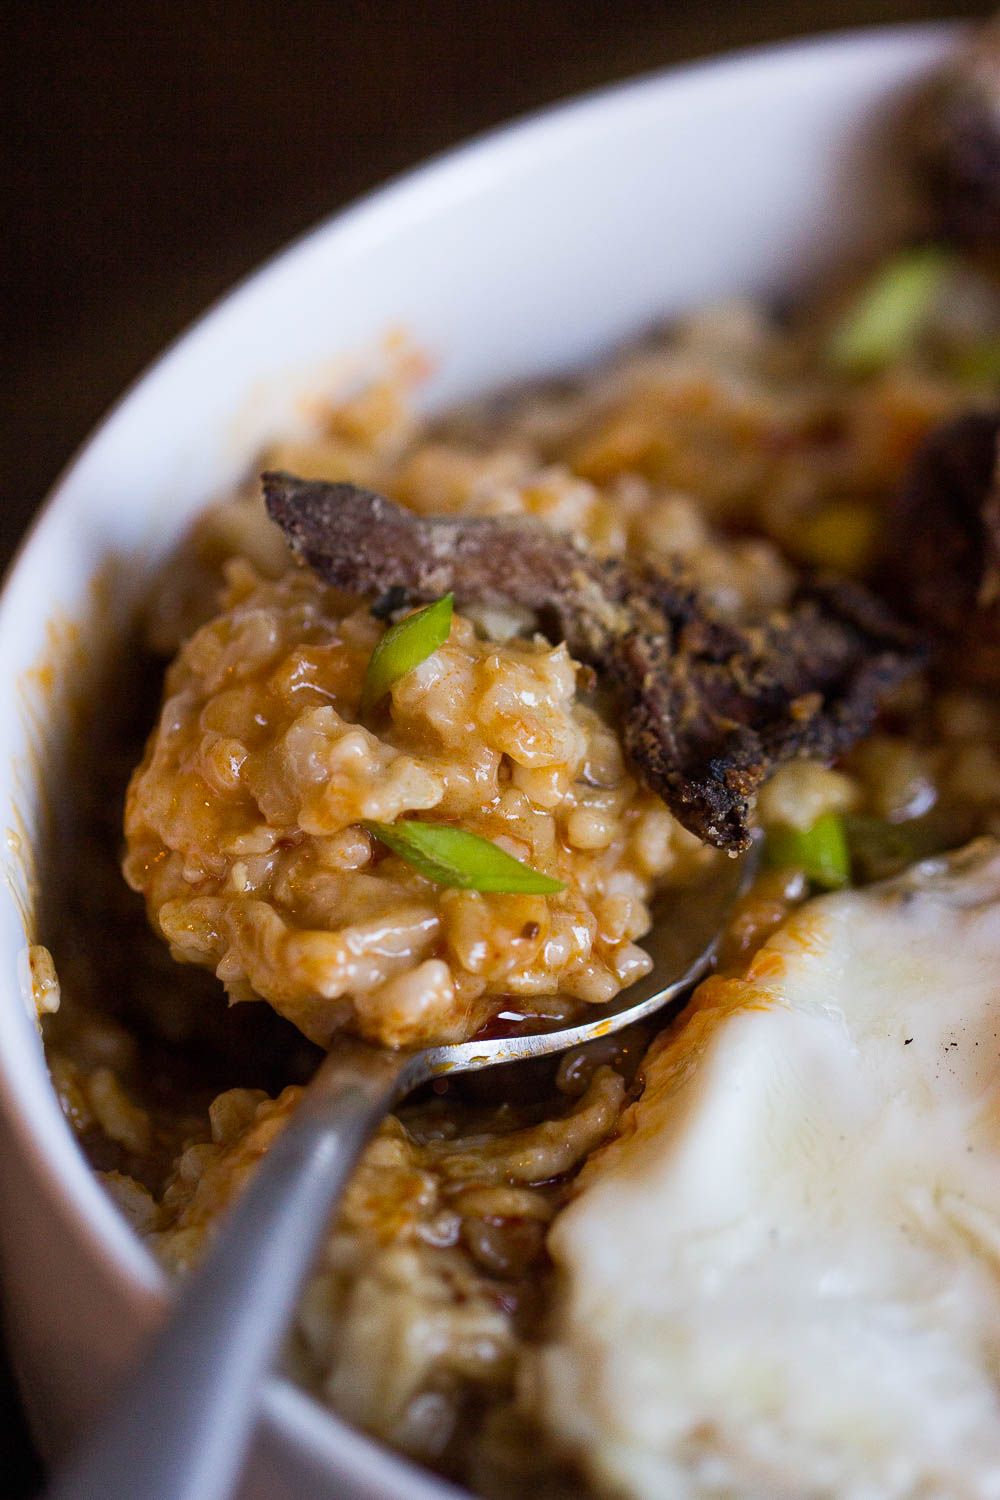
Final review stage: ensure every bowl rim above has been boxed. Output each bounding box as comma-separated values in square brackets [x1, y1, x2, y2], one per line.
[0, 18, 963, 1495]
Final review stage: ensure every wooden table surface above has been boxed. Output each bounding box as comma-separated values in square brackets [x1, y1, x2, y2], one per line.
[2, 2, 988, 1494]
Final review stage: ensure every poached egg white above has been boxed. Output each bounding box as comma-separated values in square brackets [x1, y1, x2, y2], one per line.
[539, 839, 1000, 1499]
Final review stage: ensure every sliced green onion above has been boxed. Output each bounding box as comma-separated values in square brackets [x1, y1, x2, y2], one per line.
[826, 247, 951, 375]
[948, 337, 1000, 385]
[360, 593, 453, 716]
[363, 819, 565, 893]
[843, 810, 969, 886]
[765, 813, 851, 890]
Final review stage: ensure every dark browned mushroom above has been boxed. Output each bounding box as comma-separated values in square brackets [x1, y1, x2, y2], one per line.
[917, 20, 1000, 248]
[264, 473, 928, 852]
[889, 408, 1000, 685]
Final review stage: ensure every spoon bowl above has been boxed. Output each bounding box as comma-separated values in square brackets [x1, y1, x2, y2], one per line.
[420, 843, 757, 1078]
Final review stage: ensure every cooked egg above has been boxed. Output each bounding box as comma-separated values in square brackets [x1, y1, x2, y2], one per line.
[539, 838, 1000, 1499]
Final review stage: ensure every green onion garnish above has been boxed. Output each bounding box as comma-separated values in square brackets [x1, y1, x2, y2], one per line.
[949, 337, 1000, 385]
[843, 810, 968, 886]
[765, 813, 851, 890]
[363, 819, 565, 893]
[360, 593, 454, 717]
[826, 247, 950, 375]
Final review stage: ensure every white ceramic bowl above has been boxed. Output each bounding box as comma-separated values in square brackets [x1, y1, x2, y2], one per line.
[0, 22, 962, 1499]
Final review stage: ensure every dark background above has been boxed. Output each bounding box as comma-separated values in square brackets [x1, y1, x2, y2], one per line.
[2, 1, 990, 1493]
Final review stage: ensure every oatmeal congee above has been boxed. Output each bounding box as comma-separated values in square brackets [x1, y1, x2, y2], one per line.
[44, 226, 1000, 1499]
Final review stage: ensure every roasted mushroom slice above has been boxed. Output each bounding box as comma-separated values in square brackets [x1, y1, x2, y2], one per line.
[264, 473, 926, 853]
[917, 18, 1000, 248]
[890, 408, 1000, 684]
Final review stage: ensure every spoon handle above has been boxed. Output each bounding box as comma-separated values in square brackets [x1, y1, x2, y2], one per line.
[45, 1040, 424, 1500]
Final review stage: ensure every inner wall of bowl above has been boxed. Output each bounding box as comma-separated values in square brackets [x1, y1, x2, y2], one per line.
[0, 23, 959, 1495]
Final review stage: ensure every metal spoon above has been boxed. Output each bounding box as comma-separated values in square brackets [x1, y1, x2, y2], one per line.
[45, 843, 757, 1500]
